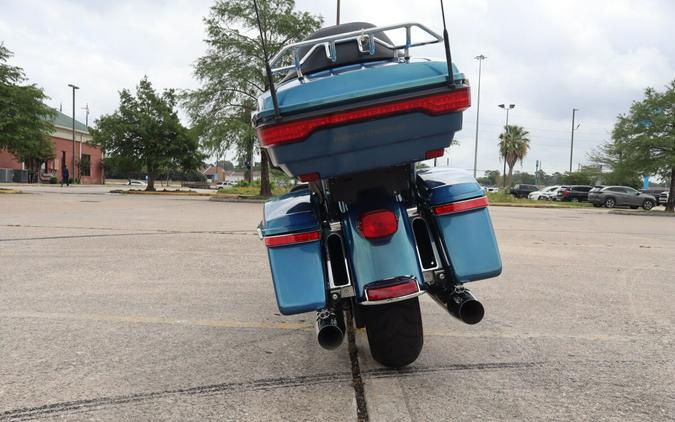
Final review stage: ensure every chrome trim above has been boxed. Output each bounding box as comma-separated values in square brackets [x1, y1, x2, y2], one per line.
[410, 216, 442, 272]
[256, 222, 263, 240]
[361, 290, 426, 306]
[325, 233, 352, 290]
[268, 22, 444, 76]
[406, 207, 418, 218]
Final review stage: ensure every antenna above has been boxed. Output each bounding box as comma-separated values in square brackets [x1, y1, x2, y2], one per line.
[253, 0, 281, 120]
[439, 0, 454, 87]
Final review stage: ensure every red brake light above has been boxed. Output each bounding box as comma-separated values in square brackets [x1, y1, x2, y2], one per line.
[433, 196, 489, 216]
[359, 209, 398, 239]
[298, 172, 320, 182]
[258, 87, 471, 147]
[366, 280, 419, 301]
[425, 148, 445, 159]
[264, 230, 320, 248]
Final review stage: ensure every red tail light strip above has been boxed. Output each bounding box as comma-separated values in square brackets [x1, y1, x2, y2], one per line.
[258, 87, 471, 147]
[264, 230, 321, 248]
[366, 280, 420, 302]
[433, 196, 489, 216]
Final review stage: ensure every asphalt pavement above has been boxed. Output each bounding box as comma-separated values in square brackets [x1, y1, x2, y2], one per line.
[1, 187, 674, 421]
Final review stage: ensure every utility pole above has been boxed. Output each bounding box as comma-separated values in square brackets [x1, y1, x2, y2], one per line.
[472, 54, 486, 178]
[498, 104, 515, 187]
[68, 84, 79, 182]
[82, 103, 90, 127]
[569, 108, 579, 172]
[336, 0, 340, 25]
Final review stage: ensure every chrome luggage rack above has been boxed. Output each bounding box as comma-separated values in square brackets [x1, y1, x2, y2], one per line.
[268, 22, 444, 79]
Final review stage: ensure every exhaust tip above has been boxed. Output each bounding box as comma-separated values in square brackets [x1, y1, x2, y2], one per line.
[317, 325, 344, 350]
[459, 299, 484, 325]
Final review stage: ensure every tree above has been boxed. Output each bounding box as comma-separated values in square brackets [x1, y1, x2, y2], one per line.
[0, 44, 55, 175]
[92, 77, 202, 191]
[184, 0, 322, 197]
[498, 125, 531, 188]
[592, 81, 675, 212]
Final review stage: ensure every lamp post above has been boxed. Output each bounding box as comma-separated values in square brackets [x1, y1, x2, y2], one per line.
[498, 103, 515, 187]
[336, 0, 340, 25]
[472, 54, 486, 178]
[67, 84, 79, 182]
[569, 108, 579, 172]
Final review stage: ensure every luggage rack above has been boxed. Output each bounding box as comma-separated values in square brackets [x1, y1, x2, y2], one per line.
[268, 22, 444, 79]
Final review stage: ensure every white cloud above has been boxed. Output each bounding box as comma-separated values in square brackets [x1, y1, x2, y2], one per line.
[1, 0, 673, 173]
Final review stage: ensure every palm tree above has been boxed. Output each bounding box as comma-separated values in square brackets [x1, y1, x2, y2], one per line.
[498, 125, 531, 188]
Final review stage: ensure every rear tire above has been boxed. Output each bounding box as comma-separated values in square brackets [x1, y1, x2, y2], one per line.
[363, 297, 423, 368]
[604, 197, 616, 208]
[642, 200, 654, 210]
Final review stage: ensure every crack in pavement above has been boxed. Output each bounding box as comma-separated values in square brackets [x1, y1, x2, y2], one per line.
[346, 305, 369, 422]
[4, 358, 653, 421]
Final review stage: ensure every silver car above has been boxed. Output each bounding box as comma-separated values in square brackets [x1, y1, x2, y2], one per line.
[588, 186, 657, 210]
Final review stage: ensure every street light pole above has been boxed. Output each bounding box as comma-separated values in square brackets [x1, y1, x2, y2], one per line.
[472, 54, 486, 178]
[336, 0, 340, 25]
[498, 104, 515, 187]
[569, 108, 579, 172]
[67, 84, 79, 182]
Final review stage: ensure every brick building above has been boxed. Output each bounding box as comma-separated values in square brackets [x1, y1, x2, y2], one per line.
[0, 110, 104, 184]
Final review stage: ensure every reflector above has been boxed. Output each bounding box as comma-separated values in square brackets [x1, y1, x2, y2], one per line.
[433, 196, 489, 216]
[264, 230, 321, 247]
[366, 280, 419, 301]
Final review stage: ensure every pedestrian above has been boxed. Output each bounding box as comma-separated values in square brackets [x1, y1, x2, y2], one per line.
[61, 165, 70, 187]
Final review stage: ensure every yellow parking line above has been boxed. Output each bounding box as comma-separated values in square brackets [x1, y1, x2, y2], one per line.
[2, 311, 313, 331]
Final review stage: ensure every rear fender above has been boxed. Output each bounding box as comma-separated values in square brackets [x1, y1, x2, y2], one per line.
[340, 197, 425, 302]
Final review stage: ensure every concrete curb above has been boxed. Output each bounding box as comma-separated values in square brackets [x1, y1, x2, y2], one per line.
[489, 202, 591, 209]
[110, 189, 213, 197]
[609, 209, 675, 217]
[210, 195, 267, 203]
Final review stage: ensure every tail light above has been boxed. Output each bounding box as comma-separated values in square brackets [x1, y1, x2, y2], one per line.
[425, 148, 445, 159]
[366, 279, 419, 301]
[258, 87, 471, 147]
[264, 230, 320, 248]
[359, 209, 398, 239]
[433, 196, 489, 216]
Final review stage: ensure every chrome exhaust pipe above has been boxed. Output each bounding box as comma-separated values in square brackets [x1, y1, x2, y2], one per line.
[315, 308, 344, 350]
[430, 286, 485, 325]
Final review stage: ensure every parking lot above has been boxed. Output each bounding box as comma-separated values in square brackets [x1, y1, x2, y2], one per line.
[1, 186, 674, 421]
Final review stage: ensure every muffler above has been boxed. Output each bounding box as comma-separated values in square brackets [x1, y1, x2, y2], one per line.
[315, 308, 345, 350]
[430, 286, 485, 325]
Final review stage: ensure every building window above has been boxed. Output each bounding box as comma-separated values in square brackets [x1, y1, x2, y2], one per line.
[81, 154, 91, 177]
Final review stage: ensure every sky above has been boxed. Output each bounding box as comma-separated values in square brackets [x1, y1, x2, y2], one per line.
[1, 0, 674, 175]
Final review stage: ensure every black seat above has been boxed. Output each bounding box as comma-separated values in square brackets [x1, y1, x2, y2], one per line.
[282, 22, 395, 82]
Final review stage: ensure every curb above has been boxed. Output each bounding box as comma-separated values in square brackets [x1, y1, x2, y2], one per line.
[110, 189, 213, 197]
[608, 209, 675, 218]
[489, 202, 591, 209]
[210, 195, 267, 203]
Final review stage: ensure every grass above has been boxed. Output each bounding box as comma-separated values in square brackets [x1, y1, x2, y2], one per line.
[216, 186, 290, 196]
[0, 188, 21, 194]
[487, 192, 592, 208]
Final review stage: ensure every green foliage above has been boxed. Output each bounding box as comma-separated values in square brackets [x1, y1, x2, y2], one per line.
[498, 125, 531, 188]
[590, 80, 675, 210]
[92, 77, 203, 191]
[183, 0, 323, 195]
[0, 44, 55, 165]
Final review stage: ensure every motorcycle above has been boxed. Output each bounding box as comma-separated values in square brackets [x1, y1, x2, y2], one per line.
[253, 19, 501, 367]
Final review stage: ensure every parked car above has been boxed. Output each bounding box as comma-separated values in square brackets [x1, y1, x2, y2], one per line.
[588, 186, 657, 210]
[481, 186, 500, 193]
[510, 184, 538, 199]
[528, 185, 559, 201]
[659, 191, 670, 206]
[556, 185, 593, 202]
[127, 179, 147, 186]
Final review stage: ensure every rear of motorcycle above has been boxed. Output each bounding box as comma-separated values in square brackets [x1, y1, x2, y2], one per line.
[254, 22, 502, 367]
